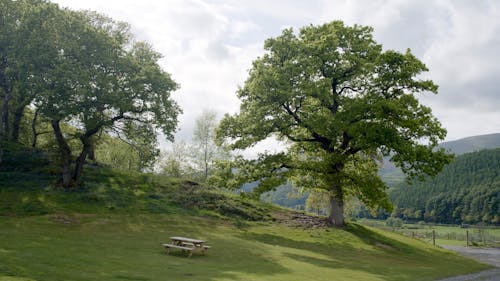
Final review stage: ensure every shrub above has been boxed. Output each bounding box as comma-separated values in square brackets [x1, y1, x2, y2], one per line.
[386, 217, 403, 227]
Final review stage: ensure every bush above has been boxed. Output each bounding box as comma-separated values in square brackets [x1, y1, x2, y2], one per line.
[386, 217, 403, 227]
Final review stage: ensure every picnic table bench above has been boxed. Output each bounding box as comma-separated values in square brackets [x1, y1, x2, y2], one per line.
[162, 236, 211, 258]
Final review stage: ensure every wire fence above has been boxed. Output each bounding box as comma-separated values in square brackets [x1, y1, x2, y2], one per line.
[397, 229, 500, 247]
[360, 220, 500, 247]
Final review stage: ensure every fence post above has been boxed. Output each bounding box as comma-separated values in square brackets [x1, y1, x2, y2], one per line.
[432, 230, 436, 246]
[466, 230, 469, 247]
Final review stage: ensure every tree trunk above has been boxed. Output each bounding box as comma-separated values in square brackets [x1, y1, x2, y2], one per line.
[51, 119, 73, 188]
[0, 58, 11, 165]
[328, 186, 345, 227]
[73, 137, 91, 184]
[11, 104, 25, 142]
[31, 109, 39, 148]
[2, 93, 10, 139]
[87, 138, 95, 161]
[0, 95, 4, 165]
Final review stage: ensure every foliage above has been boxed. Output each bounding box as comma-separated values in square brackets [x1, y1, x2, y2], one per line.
[261, 183, 308, 210]
[305, 190, 330, 215]
[385, 217, 403, 227]
[1, 1, 181, 186]
[216, 21, 452, 226]
[94, 134, 142, 171]
[1, 0, 63, 164]
[390, 148, 500, 225]
[161, 111, 229, 181]
[160, 141, 198, 178]
[192, 110, 230, 181]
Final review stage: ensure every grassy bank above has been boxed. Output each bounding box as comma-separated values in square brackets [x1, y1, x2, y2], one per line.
[0, 214, 491, 281]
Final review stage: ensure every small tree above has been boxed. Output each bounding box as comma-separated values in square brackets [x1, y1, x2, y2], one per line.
[160, 141, 196, 178]
[386, 217, 403, 228]
[216, 21, 452, 227]
[193, 110, 230, 181]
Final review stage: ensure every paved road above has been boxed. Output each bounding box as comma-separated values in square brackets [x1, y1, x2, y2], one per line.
[437, 246, 500, 281]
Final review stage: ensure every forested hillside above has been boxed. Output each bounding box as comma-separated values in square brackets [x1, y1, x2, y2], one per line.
[390, 148, 500, 224]
[379, 133, 500, 185]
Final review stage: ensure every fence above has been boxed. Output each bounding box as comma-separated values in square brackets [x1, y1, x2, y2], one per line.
[398, 228, 500, 247]
[360, 220, 500, 247]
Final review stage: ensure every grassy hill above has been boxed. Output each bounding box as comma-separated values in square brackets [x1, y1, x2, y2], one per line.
[0, 144, 492, 280]
[0, 214, 490, 281]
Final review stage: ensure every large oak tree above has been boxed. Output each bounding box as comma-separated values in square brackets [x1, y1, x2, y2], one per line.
[216, 21, 452, 227]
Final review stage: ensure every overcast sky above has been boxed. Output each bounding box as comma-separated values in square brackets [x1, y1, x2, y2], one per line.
[53, 0, 500, 149]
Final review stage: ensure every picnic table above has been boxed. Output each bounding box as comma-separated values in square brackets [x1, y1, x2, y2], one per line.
[162, 236, 211, 258]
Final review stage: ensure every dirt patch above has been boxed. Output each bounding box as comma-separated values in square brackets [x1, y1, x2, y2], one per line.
[272, 210, 328, 228]
[50, 214, 79, 225]
[374, 242, 396, 251]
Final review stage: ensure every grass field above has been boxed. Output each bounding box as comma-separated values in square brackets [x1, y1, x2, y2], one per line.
[0, 214, 491, 281]
[360, 219, 500, 247]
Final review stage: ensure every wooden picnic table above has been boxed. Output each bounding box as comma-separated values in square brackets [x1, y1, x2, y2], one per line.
[162, 236, 211, 258]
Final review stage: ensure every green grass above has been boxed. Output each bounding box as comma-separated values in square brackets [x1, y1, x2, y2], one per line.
[360, 219, 500, 247]
[0, 145, 493, 280]
[0, 214, 491, 281]
[0, 163, 272, 222]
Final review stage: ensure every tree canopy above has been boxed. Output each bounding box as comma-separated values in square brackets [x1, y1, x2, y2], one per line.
[216, 21, 452, 226]
[1, 0, 180, 187]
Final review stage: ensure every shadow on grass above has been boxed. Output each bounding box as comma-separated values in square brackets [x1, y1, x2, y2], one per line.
[236, 223, 471, 281]
[0, 215, 291, 281]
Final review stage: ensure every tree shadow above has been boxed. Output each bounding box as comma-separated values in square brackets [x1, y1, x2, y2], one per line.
[153, 235, 291, 281]
[235, 223, 468, 281]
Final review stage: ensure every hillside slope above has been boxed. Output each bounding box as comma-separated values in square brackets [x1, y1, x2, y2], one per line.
[0, 144, 491, 280]
[440, 133, 500, 155]
[390, 148, 500, 224]
[0, 144, 273, 221]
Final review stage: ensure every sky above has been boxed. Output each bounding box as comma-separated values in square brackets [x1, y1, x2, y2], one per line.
[52, 0, 500, 150]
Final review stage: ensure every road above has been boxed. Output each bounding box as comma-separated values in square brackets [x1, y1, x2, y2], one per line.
[437, 246, 500, 281]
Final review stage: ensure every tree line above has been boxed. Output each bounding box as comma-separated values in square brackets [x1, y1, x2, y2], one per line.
[389, 148, 500, 225]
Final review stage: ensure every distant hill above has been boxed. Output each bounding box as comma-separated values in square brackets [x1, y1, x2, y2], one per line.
[439, 133, 500, 155]
[389, 148, 500, 225]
